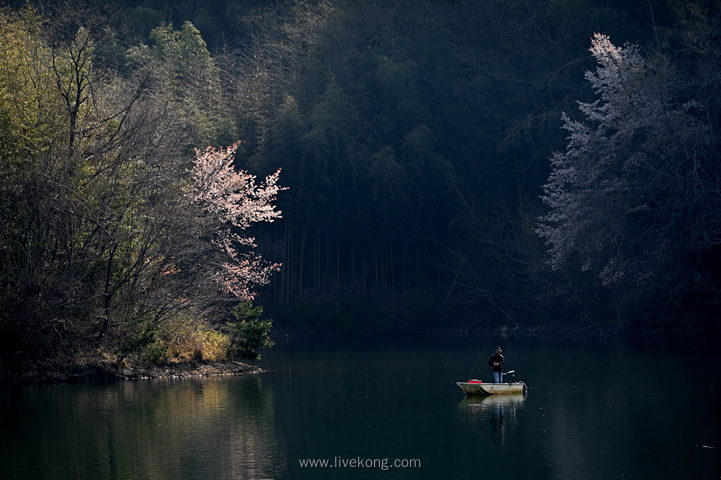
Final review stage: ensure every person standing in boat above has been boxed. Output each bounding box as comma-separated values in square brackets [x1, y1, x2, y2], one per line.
[488, 346, 504, 383]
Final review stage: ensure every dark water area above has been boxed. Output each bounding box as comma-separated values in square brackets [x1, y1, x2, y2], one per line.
[2, 335, 720, 479]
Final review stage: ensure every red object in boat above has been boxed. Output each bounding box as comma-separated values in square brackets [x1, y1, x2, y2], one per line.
[467, 380, 483, 384]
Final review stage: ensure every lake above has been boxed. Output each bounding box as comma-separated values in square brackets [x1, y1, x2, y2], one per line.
[1, 334, 720, 479]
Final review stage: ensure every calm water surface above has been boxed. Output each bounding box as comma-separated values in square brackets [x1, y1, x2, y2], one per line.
[1, 335, 720, 479]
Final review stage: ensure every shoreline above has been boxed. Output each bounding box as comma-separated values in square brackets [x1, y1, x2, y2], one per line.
[5, 326, 719, 384]
[1, 359, 260, 385]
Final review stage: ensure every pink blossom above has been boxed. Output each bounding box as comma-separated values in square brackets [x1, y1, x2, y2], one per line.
[190, 142, 286, 300]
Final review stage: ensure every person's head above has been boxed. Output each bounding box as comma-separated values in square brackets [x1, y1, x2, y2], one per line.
[495, 346, 502, 354]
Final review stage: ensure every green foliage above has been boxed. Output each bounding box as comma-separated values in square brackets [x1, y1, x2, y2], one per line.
[116, 327, 161, 365]
[0, 6, 262, 375]
[127, 20, 235, 148]
[226, 302, 274, 360]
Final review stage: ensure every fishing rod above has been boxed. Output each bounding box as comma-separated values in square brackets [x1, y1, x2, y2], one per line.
[466, 328, 498, 380]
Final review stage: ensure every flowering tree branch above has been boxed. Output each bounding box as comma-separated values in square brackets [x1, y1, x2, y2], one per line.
[537, 33, 716, 290]
[190, 142, 285, 300]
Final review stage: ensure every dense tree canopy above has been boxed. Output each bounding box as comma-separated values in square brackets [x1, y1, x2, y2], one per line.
[1, 0, 720, 376]
[0, 6, 283, 374]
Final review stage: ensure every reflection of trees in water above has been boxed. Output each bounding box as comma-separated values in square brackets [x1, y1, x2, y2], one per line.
[62, 377, 287, 479]
[458, 395, 526, 445]
[226, 376, 286, 479]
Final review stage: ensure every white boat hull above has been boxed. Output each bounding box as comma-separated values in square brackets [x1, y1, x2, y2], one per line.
[456, 381, 526, 396]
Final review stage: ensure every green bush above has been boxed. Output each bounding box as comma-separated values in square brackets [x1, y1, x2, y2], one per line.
[226, 301, 274, 360]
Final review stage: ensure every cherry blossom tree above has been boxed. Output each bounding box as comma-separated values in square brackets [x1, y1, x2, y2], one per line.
[537, 33, 719, 325]
[190, 142, 285, 300]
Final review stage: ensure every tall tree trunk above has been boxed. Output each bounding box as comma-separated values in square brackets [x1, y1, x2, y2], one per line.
[98, 240, 118, 340]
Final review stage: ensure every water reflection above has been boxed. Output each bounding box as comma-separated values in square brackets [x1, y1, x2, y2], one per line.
[0, 375, 286, 480]
[457, 394, 526, 445]
[3, 336, 720, 480]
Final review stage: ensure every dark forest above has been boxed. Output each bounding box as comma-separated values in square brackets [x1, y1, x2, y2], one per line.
[1, 0, 720, 376]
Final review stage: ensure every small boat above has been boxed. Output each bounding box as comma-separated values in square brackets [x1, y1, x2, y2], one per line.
[456, 371, 527, 396]
[456, 381, 525, 396]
